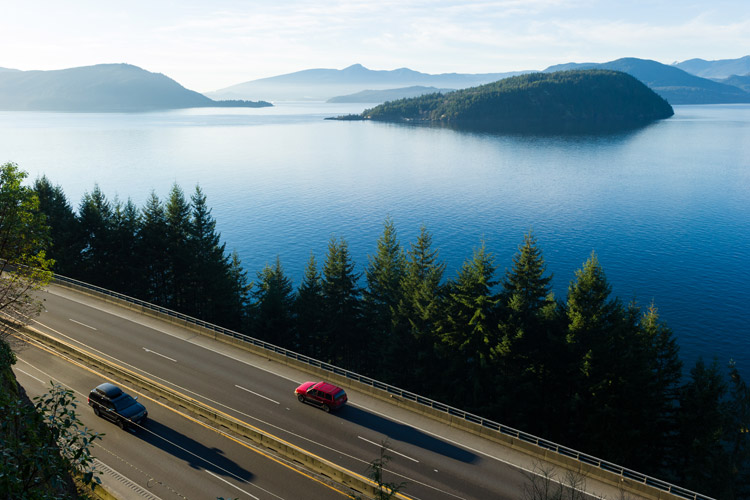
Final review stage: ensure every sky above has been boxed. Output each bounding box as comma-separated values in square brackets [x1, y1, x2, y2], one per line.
[3, 1, 749, 92]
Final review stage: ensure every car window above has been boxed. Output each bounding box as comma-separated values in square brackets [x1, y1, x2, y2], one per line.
[334, 390, 346, 400]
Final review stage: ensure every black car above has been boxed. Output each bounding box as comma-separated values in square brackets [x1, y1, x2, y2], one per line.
[88, 382, 148, 430]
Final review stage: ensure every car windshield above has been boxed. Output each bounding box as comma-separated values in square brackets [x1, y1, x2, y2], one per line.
[334, 390, 346, 400]
[113, 395, 138, 412]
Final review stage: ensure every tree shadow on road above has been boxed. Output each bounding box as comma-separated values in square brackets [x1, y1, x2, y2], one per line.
[129, 418, 254, 483]
[337, 405, 478, 464]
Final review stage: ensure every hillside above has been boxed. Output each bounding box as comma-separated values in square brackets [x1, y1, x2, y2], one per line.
[674, 55, 750, 79]
[721, 74, 750, 92]
[0, 64, 271, 112]
[327, 85, 455, 103]
[544, 58, 750, 104]
[207, 63, 527, 101]
[349, 70, 673, 133]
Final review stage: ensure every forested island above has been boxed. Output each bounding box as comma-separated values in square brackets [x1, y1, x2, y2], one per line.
[334, 70, 674, 133]
[2, 162, 748, 498]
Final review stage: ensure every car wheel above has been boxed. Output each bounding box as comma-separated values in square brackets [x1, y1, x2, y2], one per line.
[93, 406, 100, 417]
[297, 394, 305, 403]
[322, 404, 330, 413]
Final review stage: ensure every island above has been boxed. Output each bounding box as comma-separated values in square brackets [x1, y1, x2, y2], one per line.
[329, 70, 674, 133]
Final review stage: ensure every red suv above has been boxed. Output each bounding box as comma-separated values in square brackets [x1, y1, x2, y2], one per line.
[295, 381, 348, 412]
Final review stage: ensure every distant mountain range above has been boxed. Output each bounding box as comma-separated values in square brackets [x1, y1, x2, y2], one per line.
[673, 56, 750, 79]
[0, 64, 271, 112]
[206, 64, 527, 102]
[543, 58, 750, 104]
[1, 56, 749, 111]
[327, 85, 456, 103]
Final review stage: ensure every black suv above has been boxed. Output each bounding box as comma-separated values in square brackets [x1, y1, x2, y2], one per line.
[88, 382, 148, 430]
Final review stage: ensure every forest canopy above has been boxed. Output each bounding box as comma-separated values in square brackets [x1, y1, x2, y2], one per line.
[18, 168, 750, 499]
[347, 70, 675, 133]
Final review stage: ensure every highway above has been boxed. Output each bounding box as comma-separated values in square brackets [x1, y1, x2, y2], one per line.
[18, 284, 643, 500]
[12, 328, 349, 500]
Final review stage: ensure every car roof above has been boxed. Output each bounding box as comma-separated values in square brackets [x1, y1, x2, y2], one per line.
[95, 382, 123, 398]
[313, 381, 344, 395]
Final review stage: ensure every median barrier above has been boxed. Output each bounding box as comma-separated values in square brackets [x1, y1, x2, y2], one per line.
[50, 277, 712, 500]
[17, 323, 390, 500]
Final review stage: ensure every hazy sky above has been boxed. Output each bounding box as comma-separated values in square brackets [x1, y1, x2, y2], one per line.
[3, 1, 749, 92]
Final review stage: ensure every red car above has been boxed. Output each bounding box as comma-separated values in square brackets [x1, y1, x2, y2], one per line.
[295, 381, 348, 412]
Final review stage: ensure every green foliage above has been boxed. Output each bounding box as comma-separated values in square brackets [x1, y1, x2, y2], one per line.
[0, 162, 53, 337]
[350, 440, 407, 500]
[25, 168, 750, 497]
[0, 377, 101, 499]
[362, 70, 674, 132]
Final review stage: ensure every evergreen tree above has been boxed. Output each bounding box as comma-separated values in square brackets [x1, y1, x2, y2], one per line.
[496, 232, 559, 434]
[164, 184, 192, 311]
[436, 242, 499, 410]
[251, 257, 294, 347]
[138, 192, 170, 305]
[725, 362, 750, 499]
[77, 185, 113, 286]
[674, 358, 730, 495]
[188, 185, 232, 323]
[295, 253, 326, 359]
[321, 237, 363, 369]
[108, 198, 141, 297]
[226, 250, 252, 332]
[32, 176, 83, 276]
[364, 217, 406, 376]
[394, 225, 445, 390]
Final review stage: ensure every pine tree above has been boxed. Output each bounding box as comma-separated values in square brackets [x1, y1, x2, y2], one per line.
[138, 192, 170, 305]
[436, 242, 499, 410]
[394, 225, 445, 390]
[364, 217, 406, 375]
[32, 176, 83, 277]
[78, 185, 113, 286]
[321, 237, 363, 369]
[107, 198, 142, 297]
[252, 257, 294, 347]
[164, 184, 192, 312]
[674, 358, 730, 495]
[496, 232, 559, 433]
[295, 253, 326, 359]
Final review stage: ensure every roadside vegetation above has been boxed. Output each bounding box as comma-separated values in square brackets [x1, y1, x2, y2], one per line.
[3, 162, 748, 498]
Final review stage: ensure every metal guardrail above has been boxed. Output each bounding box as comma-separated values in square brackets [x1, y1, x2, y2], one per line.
[53, 274, 713, 500]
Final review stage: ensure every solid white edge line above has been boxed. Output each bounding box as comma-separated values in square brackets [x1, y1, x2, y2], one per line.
[205, 470, 260, 500]
[14, 367, 47, 385]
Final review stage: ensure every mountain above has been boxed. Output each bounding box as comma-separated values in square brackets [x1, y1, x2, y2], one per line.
[673, 56, 750, 79]
[327, 85, 455, 103]
[207, 63, 528, 101]
[338, 70, 673, 133]
[0, 64, 271, 112]
[720, 74, 750, 93]
[544, 58, 750, 104]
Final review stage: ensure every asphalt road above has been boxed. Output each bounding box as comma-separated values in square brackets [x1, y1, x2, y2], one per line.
[18, 284, 641, 500]
[12, 332, 350, 500]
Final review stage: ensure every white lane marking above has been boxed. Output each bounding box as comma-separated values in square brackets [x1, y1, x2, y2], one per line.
[142, 347, 177, 362]
[15, 368, 46, 385]
[235, 385, 280, 405]
[358, 436, 420, 463]
[205, 471, 260, 500]
[69, 318, 97, 330]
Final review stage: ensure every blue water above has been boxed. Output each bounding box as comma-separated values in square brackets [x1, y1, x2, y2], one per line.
[2, 103, 749, 377]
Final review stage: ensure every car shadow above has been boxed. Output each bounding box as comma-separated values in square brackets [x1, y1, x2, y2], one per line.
[336, 405, 478, 464]
[128, 418, 254, 482]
